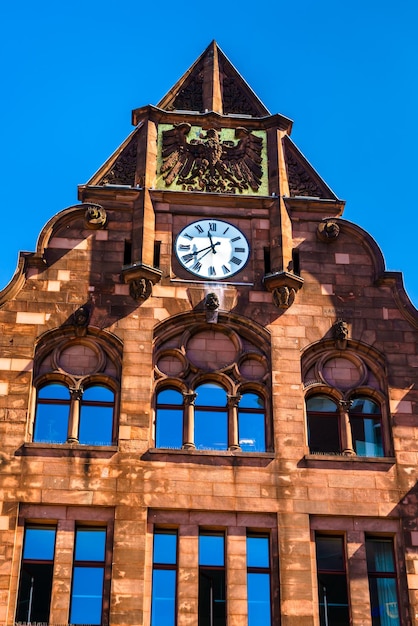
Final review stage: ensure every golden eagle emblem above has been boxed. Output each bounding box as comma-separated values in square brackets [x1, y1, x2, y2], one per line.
[159, 124, 263, 193]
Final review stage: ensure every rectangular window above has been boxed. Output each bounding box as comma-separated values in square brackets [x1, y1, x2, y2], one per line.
[247, 534, 271, 626]
[15, 526, 56, 623]
[151, 529, 178, 626]
[70, 527, 107, 625]
[199, 531, 226, 626]
[366, 537, 400, 625]
[315, 534, 350, 626]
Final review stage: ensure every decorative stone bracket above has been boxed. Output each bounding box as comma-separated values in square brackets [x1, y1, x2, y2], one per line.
[121, 263, 162, 302]
[263, 271, 304, 309]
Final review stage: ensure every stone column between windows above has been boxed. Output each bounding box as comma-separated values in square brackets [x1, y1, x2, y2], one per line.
[278, 512, 315, 626]
[227, 394, 241, 451]
[49, 518, 75, 625]
[346, 529, 372, 625]
[226, 526, 247, 626]
[182, 392, 196, 449]
[68, 387, 83, 443]
[178, 524, 199, 626]
[339, 400, 355, 456]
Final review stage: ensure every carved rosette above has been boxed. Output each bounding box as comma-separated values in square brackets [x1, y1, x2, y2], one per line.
[84, 204, 107, 229]
[263, 271, 304, 309]
[317, 220, 340, 242]
[121, 263, 162, 302]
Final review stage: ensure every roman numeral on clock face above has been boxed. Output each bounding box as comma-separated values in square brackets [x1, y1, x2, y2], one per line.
[230, 256, 242, 266]
[192, 261, 202, 272]
[208, 266, 216, 276]
[179, 244, 191, 250]
[209, 223, 217, 231]
[195, 224, 204, 233]
[234, 247, 245, 253]
[222, 265, 231, 275]
[181, 253, 194, 263]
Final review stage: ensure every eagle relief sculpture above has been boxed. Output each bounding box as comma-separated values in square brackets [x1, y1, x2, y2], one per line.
[159, 123, 264, 193]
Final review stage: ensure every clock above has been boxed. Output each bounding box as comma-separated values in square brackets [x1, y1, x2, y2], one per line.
[175, 219, 250, 279]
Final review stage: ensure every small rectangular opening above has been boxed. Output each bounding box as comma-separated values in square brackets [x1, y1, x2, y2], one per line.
[154, 241, 161, 268]
[292, 248, 300, 276]
[263, 247, 271, 275]
[123, 240, 132, 266]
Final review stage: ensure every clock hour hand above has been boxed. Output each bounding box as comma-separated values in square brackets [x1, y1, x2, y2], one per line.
[195, 242, 220, 262]
[207, 229, 217, 253]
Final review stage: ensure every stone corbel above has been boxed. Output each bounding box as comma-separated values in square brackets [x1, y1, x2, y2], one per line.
[121, 263, 162, 302]
[263, 271, 304, 309]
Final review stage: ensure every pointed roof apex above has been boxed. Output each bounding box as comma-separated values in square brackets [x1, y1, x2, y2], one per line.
[156, 41, 270, 117]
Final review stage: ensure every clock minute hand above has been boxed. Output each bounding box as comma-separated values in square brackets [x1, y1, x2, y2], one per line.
[207, 229, 217, 252]
[195, 241, 220, 262]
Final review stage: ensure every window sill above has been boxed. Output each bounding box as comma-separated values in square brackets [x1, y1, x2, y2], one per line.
[145, 448, 275, 465]
[302, 453, 396, 469]
[18, 442, 118, 458]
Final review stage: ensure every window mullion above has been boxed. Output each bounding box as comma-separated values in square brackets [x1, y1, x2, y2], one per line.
[67, 387, 83, 443]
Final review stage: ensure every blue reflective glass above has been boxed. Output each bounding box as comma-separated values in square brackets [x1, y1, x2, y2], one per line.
[199, 534, 224, 566]
[366, 539, 395, 573]
[248, 573, 271, 625]
[151, 569, 176, 626]
[79, 405, 113, 445]
[153, 532, 177, 565]
[239, 393, 264, 409]
[23, 527, 56, 560]
[70, 566, 104, 625]
[247, 536, 269, 568]
[34, 403, 69, 443]
[239, 411, 266, 452]
[195, 409, 227, 450]
[75, 529, 106, 562]
[83, 386, 114, 402]
[38, 384, 70, 400]
[195, 383, 227, 407]
[156, 408, 183, 449]
[157, 389, 183, 405]
[307, 396, 338, 412]
[350, 397, 380, 414]
[352, 418, 383, 457]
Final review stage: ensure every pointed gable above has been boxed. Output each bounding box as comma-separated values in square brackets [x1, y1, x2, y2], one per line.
[283, 136, 338, 200]
[157, 41, 269, 117]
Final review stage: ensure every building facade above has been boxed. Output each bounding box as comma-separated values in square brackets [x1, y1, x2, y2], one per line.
[1, 41, 418, 626]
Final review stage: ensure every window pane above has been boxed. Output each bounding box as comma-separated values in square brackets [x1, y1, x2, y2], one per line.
[195, 383, 227, 407]
[195, 410, 227, 450]
[199, 568, 226, 626]
[351, 417, 383, 457]
[368, 577, 400, 625]
[239, 393, 264, 409]
[151, 569, 176, 626]
[316, 536, 345, 571]
[83, 386, 114, 402]
[75, 529, 106, 562]
[366, 539, 395, 573]
[157, 388, 183, 405]
[248, 572, 271, 626]
[316, 536, 349, 626]
[70, 566, 104, 625]
[350, 397, 380, 414]
[38, 383, 70, 400]
[247, 536, 269, 568]
[79, 405, 114, 445]
[24, 527, 56, 560]
[34, 402, 69, 443]
[156, 408, 183, 448]
[199, 534, 224, 566]
[154, 531, 177, 565]
[307, 396, 338, 412]
[239, 411, 266, 452]
[308, 413, 340, 453]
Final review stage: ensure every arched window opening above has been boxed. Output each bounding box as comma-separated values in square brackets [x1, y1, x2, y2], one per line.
[306, 396, 340, 454]
[79, 386, 115, 446]
[155, 388, 184, 449]
[238, 393, 266, 452]
[34, 383, 71, 444]
[349, 397, 383, 457]
[195, 383, 228, 450]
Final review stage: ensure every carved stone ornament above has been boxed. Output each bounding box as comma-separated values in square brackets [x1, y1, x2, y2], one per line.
[129, 278, 153, 301]
[205, 292, 220, 323]
[84, 204, 107, 229]
[317, 220, 340, 242]
[263, 271, 304, 310]
[121, 262, 163, 303]
[160, 124, 263, 193]
[333, 318, 349, 349]
[72, 305, 90, 328]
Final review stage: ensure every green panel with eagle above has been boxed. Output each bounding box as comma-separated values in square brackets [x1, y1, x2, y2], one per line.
[156, 124, 268, 195]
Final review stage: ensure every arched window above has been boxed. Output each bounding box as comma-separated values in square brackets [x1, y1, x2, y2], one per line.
[238, 393, 266, 452]
[79, 386, 115, 446]
[349, 397, 383, 457]
[194, 383, 228, 450]
[33, 382, 116, 446]
[155, 388, 184, 449]
[306, 396, 340, 454]
[34, 383, 71, 444]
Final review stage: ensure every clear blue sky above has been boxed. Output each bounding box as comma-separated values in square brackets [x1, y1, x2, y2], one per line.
[1, 0, 417, 306]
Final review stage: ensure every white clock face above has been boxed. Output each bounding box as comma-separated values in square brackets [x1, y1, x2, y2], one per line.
[175, 219, 250, 279]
